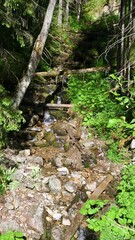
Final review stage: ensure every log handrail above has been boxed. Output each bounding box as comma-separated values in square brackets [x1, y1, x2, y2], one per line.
[34, 66, 110, 78]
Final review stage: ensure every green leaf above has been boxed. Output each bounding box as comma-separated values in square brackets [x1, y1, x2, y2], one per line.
[14, 231, 24, 238]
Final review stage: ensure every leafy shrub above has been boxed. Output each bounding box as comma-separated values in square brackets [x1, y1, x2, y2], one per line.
[0, 85, 25, 148]
[67, 73, 135, 162]
[67, 73, 123, 136]
[80, 164, 135, 240]
[0, 230, 25, 240]
[0, 166, 15, 195]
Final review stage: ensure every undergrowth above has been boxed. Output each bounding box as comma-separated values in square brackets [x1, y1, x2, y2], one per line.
[67, 73, 135, 162]
[0, 164, 15, 195]
[0, 85, 25, 149]
[0, 231, 25, 240]
[80, 164, 135, 240]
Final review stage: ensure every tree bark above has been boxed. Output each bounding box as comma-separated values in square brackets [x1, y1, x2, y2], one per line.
[13, 0, 57, 109]
[58, 0, 63, 26]
[65, 0, 70, 24]
[117, 0, 126, 77]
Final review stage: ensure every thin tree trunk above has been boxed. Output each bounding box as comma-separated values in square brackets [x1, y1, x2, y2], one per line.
[76, 0, 81, 21]
[117, 0, 126, 77]
[13, 0, 57, 109]
[126, 0, 132, 84]
[65, 0, 70, 25]
[58, 0, 63, 26]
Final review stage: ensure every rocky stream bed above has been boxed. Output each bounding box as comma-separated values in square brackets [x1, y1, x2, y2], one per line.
[0, 107, 128, 240]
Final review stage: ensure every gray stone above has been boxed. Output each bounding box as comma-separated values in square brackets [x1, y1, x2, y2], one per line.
[86, 181, 97, 192]
[5, 203, 14, 210]
[34, 156, 44, 166]
[0, 219, 21, 232]
[54, 155, 63, 167]
[13, 198, 20, 209]
[64, 180, 77, 193]
[11, 169, 24, 181]
[83, 140, 95, 148]
[57, 167, 69, 176]
[24, 177, 35, 189]
[130, 139, 135, 149]
[49, 176, 62, 194]
[15, 156, 26, 163]
[27, 204, 44, 235]
[52, 212, 62, 221]
[18, 149, 31, 158]
[51, 226, 63, 240]
[43, 193, 54, 205]
[62, 217, 71, 226]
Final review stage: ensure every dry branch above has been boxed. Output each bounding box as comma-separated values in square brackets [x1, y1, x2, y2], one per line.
[34, 66, 110, 77]
[46, 103, 73, 108]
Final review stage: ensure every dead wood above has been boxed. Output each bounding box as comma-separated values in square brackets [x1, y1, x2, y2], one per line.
[46, 103, 73, 109]
[62, 174, 113, 240]
[34, 66, 110, 78]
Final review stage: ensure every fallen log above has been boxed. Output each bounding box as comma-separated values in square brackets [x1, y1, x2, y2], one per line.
[34, 66, 110, 78]
[62, 174, 113, 240]
[46, 103, 73, 109]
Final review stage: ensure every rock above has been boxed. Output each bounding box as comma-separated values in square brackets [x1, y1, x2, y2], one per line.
[45, 207, 53, 216]
[13, 198, 20, 209]
[27, 204, 44, 236]
[15, 156, 26, 163]
[54, 154, 63, 167]
[28, 115, 39, 127]
[130, 139, 135, 149]
[44, 131, 57, 145]
[34, 156, 44, 166]
[62, 217, 71, 226]
[49, 176, 62, 194]
[24, 177, 35, 189]
[53, 212, 62, 221]
[64, 180, 77, 193]
[5, 203, 14, 210]
[86, 181, 97, 192]
[71, 171, 86, 185]
[57, 167, 69, 176]
[28, 126, 42, 132]
[52, 122, 67, 136]
[51, 226, 63, 240]
[83, 140, 95, 148]
[65, 147, 83, 169]
[11, 169, 24, 181]
[18, 149, 31, 158]
[0, 219, 21, 232]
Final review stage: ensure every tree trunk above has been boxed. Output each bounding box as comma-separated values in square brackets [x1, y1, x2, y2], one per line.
[65, 0, 70, 25]
[126, 0, 132, 84]
[117, 0, 126, 77]
[58, 0, 63, 26]
[76, 0, 81, 21]
[34, 66, 110, 77]
[13, 0, 57, 109]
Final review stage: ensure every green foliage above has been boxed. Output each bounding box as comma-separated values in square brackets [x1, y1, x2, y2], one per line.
[0, 166, 15, 195]
[83, 0, 107, 22]
[1, 0, 37, 47]
[0, 230, 25, 240]
[67, 73, 135, 162]
[80, 164, 135, 240]
[68, 73, 123, 135]
[0, 85, 25, 148]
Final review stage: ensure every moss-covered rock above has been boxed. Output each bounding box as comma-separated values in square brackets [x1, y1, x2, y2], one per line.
[44, 131, 57, 145]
